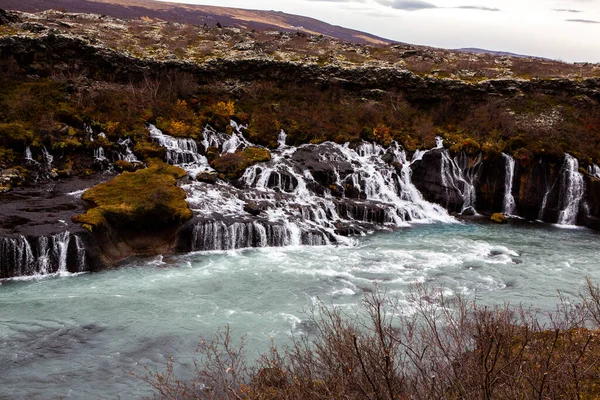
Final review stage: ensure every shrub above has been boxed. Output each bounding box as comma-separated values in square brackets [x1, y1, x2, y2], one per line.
[141, 281, 600, 400]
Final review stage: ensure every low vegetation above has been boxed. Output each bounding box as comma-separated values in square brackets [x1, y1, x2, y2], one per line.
[73, 161, 191, 232]
[141, 280, 600, 399]
[0, 10, 599, 184]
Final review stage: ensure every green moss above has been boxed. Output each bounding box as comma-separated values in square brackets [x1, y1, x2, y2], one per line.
[0, 122, 33, 150]
[0, 147, 17, 168]
[73, 162, 192, 231]
[211, 146, 271, 180]
[243, 146, 271, 163]
[134, 141, 166, 161]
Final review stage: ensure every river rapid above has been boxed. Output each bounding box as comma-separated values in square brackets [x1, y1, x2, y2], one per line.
[1, 221, 599, 399]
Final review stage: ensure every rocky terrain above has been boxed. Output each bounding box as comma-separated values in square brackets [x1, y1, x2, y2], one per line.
[0, 8, 599, 279]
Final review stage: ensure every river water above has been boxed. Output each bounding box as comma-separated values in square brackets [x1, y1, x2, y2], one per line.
[1, 220, 599, 399]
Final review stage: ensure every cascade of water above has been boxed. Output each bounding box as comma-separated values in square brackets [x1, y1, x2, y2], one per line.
[435, 136, 444, 149]
[24, 146, 33, 161]
[152, 121, 456, 252]
[0, 235, 35, 277]
[201, 122, 252, 155]
[502, 153, 517, 215]
[85, 124, 94, 142]
[557, 154, 585, 226]
[277, 130, 287, 148]
[41, 146, 53, 169]
[52, 231, 71, 275]
[116, 138, 141, 163]
[439, 150, 480, 213]
[0, 232, 87, 279]
[589, 164, 600, 179]
[94, 147, 107, 161]
[148, 124, 210, 176]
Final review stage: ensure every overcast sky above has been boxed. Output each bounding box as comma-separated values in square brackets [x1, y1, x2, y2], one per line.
[159, 0, 600, 62]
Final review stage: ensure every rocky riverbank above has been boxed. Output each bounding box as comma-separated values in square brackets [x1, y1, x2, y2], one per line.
[1, 9, 599, 279]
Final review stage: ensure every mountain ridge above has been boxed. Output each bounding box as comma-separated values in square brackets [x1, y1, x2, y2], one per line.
[0, 0, 395, 45]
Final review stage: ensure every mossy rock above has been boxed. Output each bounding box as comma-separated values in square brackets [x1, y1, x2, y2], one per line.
[73, 162, 191, 232]
[133, 141, 166, 161]
[211, 146, 271, 180]
[491, 213, 508, 224]
[243, 147, 271, 163]
[114, 160, 137, 172]
[0, 122, 33, 150]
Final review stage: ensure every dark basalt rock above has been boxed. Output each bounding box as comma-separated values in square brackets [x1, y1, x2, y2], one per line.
[0, 176, 110, 278]
[0, 9, 20, 25]
[410, 149, 465, 213]
[243, 201, 265, 216]
[291, 143, 354, 188]
[196, 171, 218, 184]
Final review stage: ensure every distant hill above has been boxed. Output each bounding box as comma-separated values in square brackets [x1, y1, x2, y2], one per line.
[456, 47, 550, 60]
[0, 0, 394, 45]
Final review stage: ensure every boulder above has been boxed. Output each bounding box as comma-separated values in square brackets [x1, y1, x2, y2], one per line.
[196, 171, 218, 184]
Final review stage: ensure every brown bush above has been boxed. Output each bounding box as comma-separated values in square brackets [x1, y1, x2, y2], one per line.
[141, 280, 600, 399]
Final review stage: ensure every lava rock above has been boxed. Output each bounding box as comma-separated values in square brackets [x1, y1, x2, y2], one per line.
[196, 172, 218, 184]
[244, 201, 264, 216]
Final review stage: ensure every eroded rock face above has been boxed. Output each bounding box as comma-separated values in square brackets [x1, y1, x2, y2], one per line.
[0, 176, 108, 279]
[410, 149, 465, 213]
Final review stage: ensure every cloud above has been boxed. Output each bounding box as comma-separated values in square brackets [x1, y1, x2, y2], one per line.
[376, 1, 500, 11]
[566, 18, 600, 23]
[554, 8, 583, 13]
[455, 5, 500, 11]
[378, 0, 437, 10]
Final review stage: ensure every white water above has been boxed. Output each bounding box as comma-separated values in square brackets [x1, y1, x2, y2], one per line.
[2, 222, 599, 399]
[502, 153, 517, 215]
[41, 146, 53, 172]
[439, 147, 481, 213]
[557, 154, 585, 226]
[589, 164, 600, 179]
[24, 146, 33, 161]
[149, 123, 456, 251]
[116, 138, 141, 163]
[0, 232, 85, 279]
[93, 147, 106, 161]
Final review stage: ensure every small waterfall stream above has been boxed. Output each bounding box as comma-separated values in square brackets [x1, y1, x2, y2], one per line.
[557, 154, 585, 225]
[0, 232, 87, 279]
[589, 164, 600, 179]
[502, 153, 517, 215]
[438, 146, 481, 214]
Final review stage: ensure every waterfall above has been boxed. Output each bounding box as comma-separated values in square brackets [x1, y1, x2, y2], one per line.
[439, 150, 480, 214]
[201, 121, 251, 155]
[41, 146, 53, 169]
[24, 146, 33, 161]
[148, 124, 210, 177]
[116, 139, 141, 163]
[0, 232, 87, 279]
[556, 154, 585, 226]
[502, 153, 517, 215]
[589, 164, 600, 179]
[277, 130, 287, 148]
[149, 120, 457, 252]
[94, 147, 107, 161]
